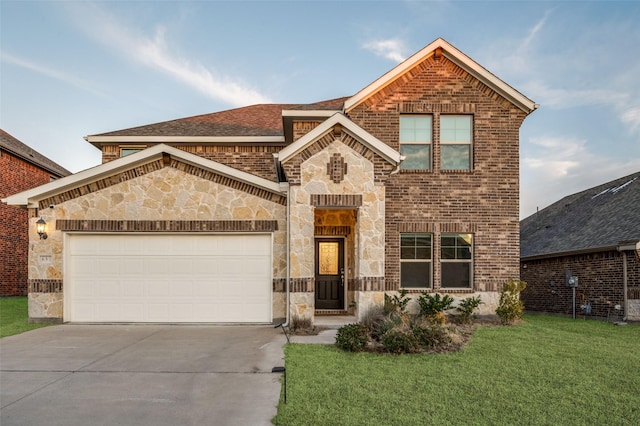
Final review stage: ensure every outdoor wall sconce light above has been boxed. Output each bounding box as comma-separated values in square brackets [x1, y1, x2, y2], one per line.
[36, 217, 48, 240]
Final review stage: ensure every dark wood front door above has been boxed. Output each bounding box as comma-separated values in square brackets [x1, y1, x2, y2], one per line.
[315, 239, 344, 310]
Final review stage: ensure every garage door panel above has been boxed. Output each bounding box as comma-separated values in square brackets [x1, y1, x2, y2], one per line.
[146, 304, 169, 322]
[122, 304, 144, 322]
[67, 234, 271, 323]
[122, 281, 144, 297]
[98, 281, 120, 297]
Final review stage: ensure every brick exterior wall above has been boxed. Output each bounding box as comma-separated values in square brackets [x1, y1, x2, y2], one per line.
[101, 144, 284, 182]
[346, 55, 527, 293]
[1, 150, 54, 296]
[521, 250, 640, 319]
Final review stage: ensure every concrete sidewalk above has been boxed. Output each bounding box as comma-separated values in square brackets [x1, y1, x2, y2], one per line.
[1, 325, 287, 426]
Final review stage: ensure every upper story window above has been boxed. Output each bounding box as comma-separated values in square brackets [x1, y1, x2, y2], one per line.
[400, 115, 432, 170]
[440, 115, 472, 170]
[120, 147, 144, 157]
[441, 233, 473, 288]
[400, 233, 432, 288]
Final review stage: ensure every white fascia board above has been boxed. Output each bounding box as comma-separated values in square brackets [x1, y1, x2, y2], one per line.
[281, 110, 338, 118]
[618, 240, 640, 251]
[85, 136, 285, 144]
[344, 38, 537, 114]
[278, 113, 401, 165]
[4, 144, 283, 207]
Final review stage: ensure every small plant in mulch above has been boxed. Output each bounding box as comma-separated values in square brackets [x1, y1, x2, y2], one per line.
[454, 296, 484, 325]
[417, 292, 455, 324]
[288, 315, 325, 335]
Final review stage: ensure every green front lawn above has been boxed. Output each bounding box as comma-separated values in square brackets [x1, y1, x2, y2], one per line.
[0, 297, 52, 338]
[273, 315, 639, 425]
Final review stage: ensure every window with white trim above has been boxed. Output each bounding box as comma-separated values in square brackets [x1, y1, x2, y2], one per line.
[400, 115, 432, 170]
[440, 115, 472, 170]
[400, 233, 432, 288]
[441, 233, 473, 288]
[120, 147, 144, 157]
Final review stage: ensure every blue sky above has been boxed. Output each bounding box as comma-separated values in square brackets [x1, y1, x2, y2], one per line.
[2, 0, 639, 219]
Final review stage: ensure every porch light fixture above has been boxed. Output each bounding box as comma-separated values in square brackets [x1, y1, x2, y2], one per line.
[36, 217, 48, 240]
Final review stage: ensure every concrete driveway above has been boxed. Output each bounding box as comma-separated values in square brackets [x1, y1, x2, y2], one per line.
[0, 324, 286, 426]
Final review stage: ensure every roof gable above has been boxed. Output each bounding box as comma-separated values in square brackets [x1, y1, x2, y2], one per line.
[520, 171, 640, 258]
[344, 38, 537, 114]
[0, 129, 71, 177]
[3, 144, 284, 208]
[277, 113, 402, 166]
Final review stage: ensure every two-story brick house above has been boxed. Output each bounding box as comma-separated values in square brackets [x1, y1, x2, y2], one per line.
[1, 130, 70, 297]
[4, 38, 536, 323]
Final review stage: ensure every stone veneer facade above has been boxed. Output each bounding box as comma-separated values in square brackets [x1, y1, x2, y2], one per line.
[28, 163, 287, 322]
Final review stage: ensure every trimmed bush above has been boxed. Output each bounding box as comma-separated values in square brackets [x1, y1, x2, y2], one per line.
[412, 324, 452, 350]
[381, 329, 419, 354]
[335, 323, 369, 352]
[496, 278, 527, 325]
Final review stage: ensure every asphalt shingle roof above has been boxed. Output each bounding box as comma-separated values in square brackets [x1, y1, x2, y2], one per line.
[520, 171, 640, 258]
[92, 97, 349, 138]
[0, 129, 71, 177]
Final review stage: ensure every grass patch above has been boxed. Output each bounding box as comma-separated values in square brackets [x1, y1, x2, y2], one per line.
[273, 315, 639, 425]
[0, 297, 51, 338]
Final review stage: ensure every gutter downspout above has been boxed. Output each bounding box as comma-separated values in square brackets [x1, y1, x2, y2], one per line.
[622, 251, 628, 321]
[617, 240, 639, 322]
[285, 182, 291, 327]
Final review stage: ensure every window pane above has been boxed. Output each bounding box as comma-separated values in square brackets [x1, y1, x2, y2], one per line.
[441, 145, 470, 170]
[441, 247, 456, 259]
[401, 247, 415, 259]
[415, 236, 431, 247]
[401, 235, 415, 247]
[400, 116, 431, 142]
[457, 247, 472, 259]
[401, 262, 431, 288]
[121, 148, 143, 157]
[440, 116, 471, 142]
[441, 262, 471, 288]
[415, 247, 431, 259]
[400, 144, 431, 170]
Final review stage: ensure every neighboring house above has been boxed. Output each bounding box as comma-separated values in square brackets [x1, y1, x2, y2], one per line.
[3, 38, 537, 324]
[0, 129, 71, 296]
[520, 172, 640, 321]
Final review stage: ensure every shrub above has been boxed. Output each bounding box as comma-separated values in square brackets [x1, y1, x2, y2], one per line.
[381, 329, 419, 354]
[335, 323, 369, 352]
[383, 289, 410, 315]
[417, 293, 454, 324]
[495, 278, 527, 325]
[289, 315, 314, 334]
[412, 324, 452, 350]
[455, 296, 483, 324]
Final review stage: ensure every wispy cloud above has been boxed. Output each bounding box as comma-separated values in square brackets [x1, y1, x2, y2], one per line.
[64, 2, 271, 107]
[522, 80, 629, 110]
[0, 51, 108, 98]
[362, 38, 406, 63]
[621, 107, 640, 133]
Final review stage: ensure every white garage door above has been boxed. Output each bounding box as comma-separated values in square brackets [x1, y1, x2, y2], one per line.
[66, 234, 272, 323]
